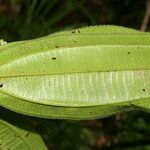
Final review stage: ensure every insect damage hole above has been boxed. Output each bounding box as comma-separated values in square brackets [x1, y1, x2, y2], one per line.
[0, 84, 3, 88]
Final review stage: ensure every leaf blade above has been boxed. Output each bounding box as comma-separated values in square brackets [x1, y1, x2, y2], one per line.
[0, 26, 150, 119]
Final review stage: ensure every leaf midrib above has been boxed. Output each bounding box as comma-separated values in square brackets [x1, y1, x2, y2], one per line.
[0, 69, 149, 79]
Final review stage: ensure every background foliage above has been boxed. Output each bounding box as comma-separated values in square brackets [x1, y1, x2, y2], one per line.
[0, 0, 150, 150]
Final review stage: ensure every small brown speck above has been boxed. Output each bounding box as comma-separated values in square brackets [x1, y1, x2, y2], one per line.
[51, 57, 56, 60]
[142, 89, 146, 91]
[55, 45, 59, 48]
[128, 52, 131, 54]
[0, 84, 3, 88]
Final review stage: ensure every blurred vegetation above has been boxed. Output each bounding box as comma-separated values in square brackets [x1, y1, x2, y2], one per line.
[0, 0, 150, 150]
[0, 0, 147, 41]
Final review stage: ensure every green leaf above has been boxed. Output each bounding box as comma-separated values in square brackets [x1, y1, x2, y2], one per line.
[0, 26, 150, 119]
[0, 107, 48, 150]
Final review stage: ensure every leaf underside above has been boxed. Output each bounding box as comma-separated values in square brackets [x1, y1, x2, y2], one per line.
[0, 25, 150, 120]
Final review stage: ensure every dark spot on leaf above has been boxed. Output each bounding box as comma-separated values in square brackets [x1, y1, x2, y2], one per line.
[142, 89, 146, 91]
[51, 57, 56, 60]
[0, 84, 3, 88]
[55, 45, 59, 48]
[128, 52, 131, 54]
[137, 47, 139, 49]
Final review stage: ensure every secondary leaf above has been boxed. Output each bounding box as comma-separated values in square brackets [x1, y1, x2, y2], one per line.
[0, 107, 48, 150]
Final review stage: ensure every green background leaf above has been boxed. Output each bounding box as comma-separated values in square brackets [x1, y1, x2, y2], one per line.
[0, 107, 48, 150]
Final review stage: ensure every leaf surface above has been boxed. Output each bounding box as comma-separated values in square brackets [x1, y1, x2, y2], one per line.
[0, 26, 150, 119]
